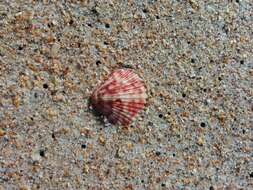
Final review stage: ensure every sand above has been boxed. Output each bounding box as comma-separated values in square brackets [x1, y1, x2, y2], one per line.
[0, 0, 252, 189]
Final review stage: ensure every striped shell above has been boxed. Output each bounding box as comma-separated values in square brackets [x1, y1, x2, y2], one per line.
[91, 69, 147, 126]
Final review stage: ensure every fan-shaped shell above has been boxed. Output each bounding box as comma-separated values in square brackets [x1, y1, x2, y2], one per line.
[91, 69, 147, 126]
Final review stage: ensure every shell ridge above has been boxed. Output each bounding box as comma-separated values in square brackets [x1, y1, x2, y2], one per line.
[100, 93, 147, 101]
[111, 102, 144, 117]
[111, 102, 145, 114]
[98, 85, 146, 97]
[109, 107, 133, 124]
[99, 86, 144, 96]
[97, 74, 144, 96]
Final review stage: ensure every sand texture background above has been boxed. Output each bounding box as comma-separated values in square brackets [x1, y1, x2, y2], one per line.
[0, 0, 252, 189]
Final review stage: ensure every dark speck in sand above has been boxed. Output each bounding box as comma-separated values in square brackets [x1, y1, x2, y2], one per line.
[155, 151, 161, 156]
[43, 83, 48, 89]
[39, 150, 45, 157]
[200, 122, 206, 127]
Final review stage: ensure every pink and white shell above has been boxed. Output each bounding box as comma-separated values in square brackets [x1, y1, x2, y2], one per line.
[91, 69, 147, 126]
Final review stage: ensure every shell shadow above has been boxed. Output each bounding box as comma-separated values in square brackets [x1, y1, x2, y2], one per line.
[88, 97, 106, 125]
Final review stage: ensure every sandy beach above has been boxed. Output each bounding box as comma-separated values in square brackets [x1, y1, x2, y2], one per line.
[0, 0, 252, 189]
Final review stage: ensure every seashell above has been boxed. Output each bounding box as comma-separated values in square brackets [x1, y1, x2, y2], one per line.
[90, 69, 147, 126]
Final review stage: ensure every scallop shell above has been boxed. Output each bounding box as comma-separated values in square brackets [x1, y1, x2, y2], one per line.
[91, 69, 147, 126]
